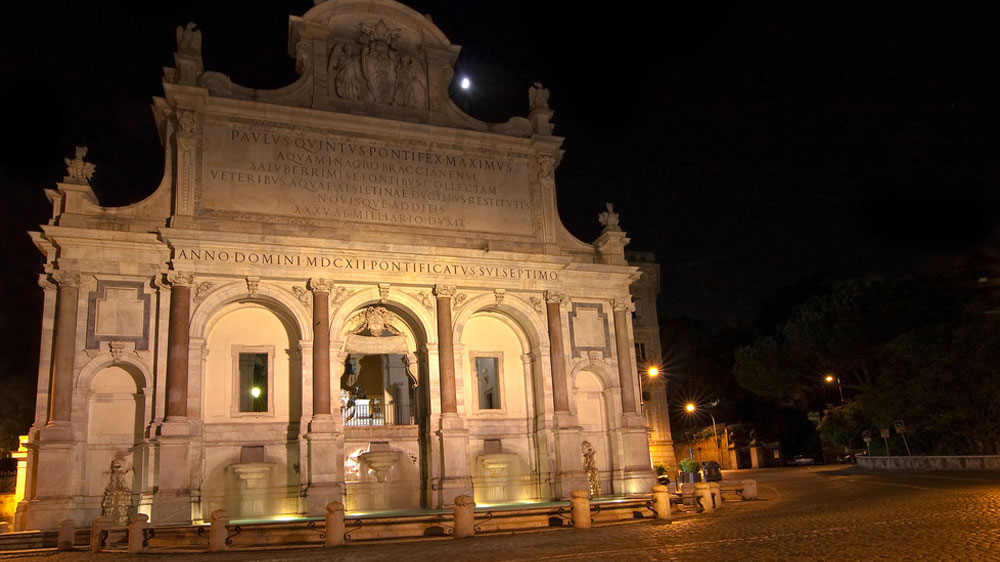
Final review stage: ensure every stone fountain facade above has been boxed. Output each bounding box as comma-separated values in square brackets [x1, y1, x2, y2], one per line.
[17, 0, 657, 530]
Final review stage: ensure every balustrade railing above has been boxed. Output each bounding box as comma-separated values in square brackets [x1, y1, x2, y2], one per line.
[342, 400, 414, 426]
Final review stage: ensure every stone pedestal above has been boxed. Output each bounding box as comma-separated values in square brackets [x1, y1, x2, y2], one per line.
[305, 417, 344, 515]
[551, 418, 587, 499]
[435, 414, 473, 507]
[616, 423, 657, 496]
[324, 501, 345, 547]
[150, 423, 195, 525]
[453, 495, 475, 538]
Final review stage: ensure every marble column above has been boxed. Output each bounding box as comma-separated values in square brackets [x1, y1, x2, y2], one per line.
[310, 278, 332, 417]
[46, 270, 82, 428]
[165, 271, 193, 420]
[544, 290, 569, 413]
[432, 284, 472, 506]
[434, 284, 457, 414]
[611, 299, 638, 415]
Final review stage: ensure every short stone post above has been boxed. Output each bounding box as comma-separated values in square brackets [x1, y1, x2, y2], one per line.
[650, 485, 671, 521]
[127, 513, 149, 554]
[57, 519, 75, 551]
[708, 482, 722, 507]
[694, 483, 714, 513]
[324, 501, 345, 547]
[209, 509, 229, 552]
[0, 522, 8, 534]
[570, 489, 592, 529]
[90, 516, 109, 553]
[741, 479, 758, 500]
[453, 495, 476, 538]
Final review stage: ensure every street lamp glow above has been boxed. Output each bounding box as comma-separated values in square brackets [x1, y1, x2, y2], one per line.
[825, 375, 834, 383]
[647, 367, 659, 377]
[460, 77, 471, 90]
[685, 403, 696, 412]
[250, 387, 262, 399]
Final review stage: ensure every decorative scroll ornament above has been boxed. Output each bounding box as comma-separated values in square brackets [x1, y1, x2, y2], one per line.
[332, 286, 352, 306]
[292, 286, 312, 305]
[587, 350, 603, 362]
[347, 306, 403, 336]
[409, 291, 433, 312]
[494, 289, 506, 306]
[246, 276, 260, 298]
[378, 283, 390, 304]
[193, 281, 215, 304]
[598, 202, 621, 232]
[452, 292, 468, 310]
[64, 146, 96, 184]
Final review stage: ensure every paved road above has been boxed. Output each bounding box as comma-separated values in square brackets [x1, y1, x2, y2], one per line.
[4, 467, 999, 561]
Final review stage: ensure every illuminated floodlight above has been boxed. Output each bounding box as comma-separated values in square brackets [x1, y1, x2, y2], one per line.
[460, 77, 471, 90]
[250, 387, 262, 398]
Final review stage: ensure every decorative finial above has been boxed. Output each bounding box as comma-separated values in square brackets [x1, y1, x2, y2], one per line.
[598, 202, 621, 232]
[529, 82, 550, 111]
[175, 22, 201, 55]
[64, 146, 95, 184]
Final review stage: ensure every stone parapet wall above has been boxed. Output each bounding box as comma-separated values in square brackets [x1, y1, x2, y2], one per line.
[857, 455, 1000, 471]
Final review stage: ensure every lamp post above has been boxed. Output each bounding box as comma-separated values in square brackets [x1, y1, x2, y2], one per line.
[685, 402, 720, 463]
[824, 374, 844, 405]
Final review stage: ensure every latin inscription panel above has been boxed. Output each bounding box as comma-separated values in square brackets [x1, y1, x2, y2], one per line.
[198, 120, 536, 237]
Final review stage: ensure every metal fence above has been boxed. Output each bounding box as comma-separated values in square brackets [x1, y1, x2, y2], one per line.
[342, 400, 414, 427]
[0, 469, 15, 493]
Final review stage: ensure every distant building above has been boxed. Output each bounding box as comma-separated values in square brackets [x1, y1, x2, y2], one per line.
[627, 251, 676, 471]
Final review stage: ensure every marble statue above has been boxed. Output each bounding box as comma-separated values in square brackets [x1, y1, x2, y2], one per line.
[582, 440, 602, 498]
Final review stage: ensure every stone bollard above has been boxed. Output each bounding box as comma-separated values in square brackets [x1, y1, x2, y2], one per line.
[324, 501, 345, 547]
[453, 495, 476, 538]
[90, 516, 109, 553]
[694, 483, 714, 513]
[741, 479, 758, 500]
[0, 522, 8, 534]
[57, 519, 76, 551]
[209, 509, 229, 552]
[127, 514, 149, 554]
[570, 489, 591, 529]
[709, 482, 722, 507]
[650, 485, 671, 521]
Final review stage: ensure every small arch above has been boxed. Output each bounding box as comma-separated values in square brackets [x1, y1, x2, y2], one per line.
[569, 357, 617, 392]
[452, 293, 545, 349]
[190, 281, 310, 341]
[76, 354, 152, 392]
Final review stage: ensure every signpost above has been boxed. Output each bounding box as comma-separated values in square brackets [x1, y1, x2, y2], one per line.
[894, 419, 911, 456]
[861, 430, 872, 457]
[879, 428, 890, 456]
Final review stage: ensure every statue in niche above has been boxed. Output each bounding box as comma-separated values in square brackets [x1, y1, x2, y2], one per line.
[175, 22, 201, 54]
[329, 43, 363, 100]
[598, 202, 621, 231]
[359, 20, 400, 104]
[392, 55, 426, 109]
[529, 82, 550, 111]
[582, 441, 602, 498]
[100, 453, 133, 526]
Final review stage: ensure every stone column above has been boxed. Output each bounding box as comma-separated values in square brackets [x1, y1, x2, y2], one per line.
[611, 298, 638, 415]
[165, 271, 193, 420]
[432, 284, 472, 506]
[310, 278, 332, 418]
[543, 290, 569, 413]
[46, 270, 82, 429]
[434, 284, 458, 414]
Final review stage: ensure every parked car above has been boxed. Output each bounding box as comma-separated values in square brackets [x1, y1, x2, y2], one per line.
[836, 453, 855, 464]
[792, 455, 815, 466]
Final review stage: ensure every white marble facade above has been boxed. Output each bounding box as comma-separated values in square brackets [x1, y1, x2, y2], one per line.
[17, 0, 655, 531]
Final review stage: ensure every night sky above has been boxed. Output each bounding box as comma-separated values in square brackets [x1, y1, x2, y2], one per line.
[1, 1, 998, 386]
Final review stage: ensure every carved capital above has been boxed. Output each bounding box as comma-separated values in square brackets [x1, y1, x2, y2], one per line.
[309, 278, 332, 294]
[166, 271, 194, 286]
[38, 274, 58, 291]
[610, 297, 631, 312]
[543, 290, 566, 304]
[433, 284, 456, 298]
[53, 270, 83, 288]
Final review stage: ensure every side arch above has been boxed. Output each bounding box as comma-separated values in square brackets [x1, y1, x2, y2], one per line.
[330, 287, 435, 346]
[75, 354, 153, 392]
[452, 293, 546, 349]
[189, 280, 310, 341]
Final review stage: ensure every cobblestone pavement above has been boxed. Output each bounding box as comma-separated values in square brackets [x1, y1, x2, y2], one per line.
[4, 467, 999, 561]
